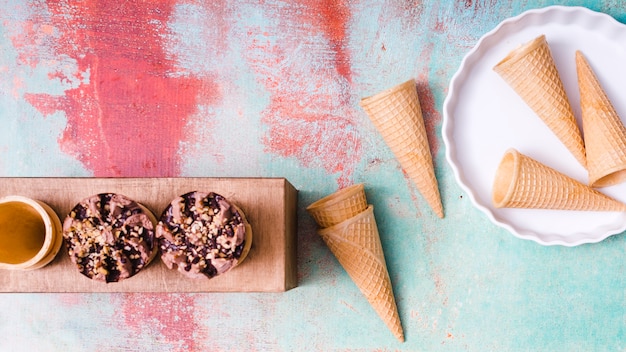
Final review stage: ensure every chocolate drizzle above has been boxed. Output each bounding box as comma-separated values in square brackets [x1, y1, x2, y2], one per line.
[62, 193, 155, 283]
[157, 191, 247, 279]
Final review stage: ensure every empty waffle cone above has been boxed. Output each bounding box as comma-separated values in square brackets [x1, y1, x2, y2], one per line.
[494, 35, 586, 168]
[492, 149, 626, 211]
[576, 51, 626, 188]
[318, 205, 404, 342]
[306, 183, 368, 228]
[360, 79, 443, 218]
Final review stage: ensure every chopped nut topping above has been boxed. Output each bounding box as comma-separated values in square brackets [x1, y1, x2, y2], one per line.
[62, 193, 155, 283]
[156, 191, 247, 279]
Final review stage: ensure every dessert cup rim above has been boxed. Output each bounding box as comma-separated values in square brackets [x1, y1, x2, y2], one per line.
[0, 195, 58, 270]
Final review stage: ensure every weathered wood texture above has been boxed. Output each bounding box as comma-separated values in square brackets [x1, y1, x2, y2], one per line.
[0, 177, 298, 292]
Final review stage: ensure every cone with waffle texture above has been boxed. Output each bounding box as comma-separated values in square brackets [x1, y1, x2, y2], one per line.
[306, 183, 368, 228]
[576, 51, 626, 188]
[493, 35, 586, 168]
[360, 79, 443, 218]
[492, 149, 626, 211]
[318, 205, 404, 342]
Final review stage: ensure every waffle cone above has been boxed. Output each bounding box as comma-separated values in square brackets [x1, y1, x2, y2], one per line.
[360, 79, 443, 218]
[492, 149, 626, 211]
[306, 183, 368, 228]
[318, 205, 404, 342]
[576, 51, 626, 188]
[494, 35, 586, 168]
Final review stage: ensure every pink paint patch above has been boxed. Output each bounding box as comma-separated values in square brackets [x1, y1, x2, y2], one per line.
[122, 293, 198, 351]
[306, 0, 352, 82]
[244, 1, 360, 187]
[8, 19, 43, 69]
[18, 0, 219, 177]
[24, 93, 67, 117]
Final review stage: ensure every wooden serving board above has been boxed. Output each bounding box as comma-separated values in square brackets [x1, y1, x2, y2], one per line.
[0, 177, 298, 293]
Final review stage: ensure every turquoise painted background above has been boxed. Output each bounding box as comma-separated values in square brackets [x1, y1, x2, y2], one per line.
[0, 0, 624, 350]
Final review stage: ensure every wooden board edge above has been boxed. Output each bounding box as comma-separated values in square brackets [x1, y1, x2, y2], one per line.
[283, 179, 299, 291]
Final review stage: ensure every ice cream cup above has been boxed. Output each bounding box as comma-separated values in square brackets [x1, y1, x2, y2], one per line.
[0, 196, 63, 270]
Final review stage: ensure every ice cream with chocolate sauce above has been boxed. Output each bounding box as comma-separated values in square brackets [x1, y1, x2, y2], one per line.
[63, 193, 157, 283]
[157, 191, 252, 279]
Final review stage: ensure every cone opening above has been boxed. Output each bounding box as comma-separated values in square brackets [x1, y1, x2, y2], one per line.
[492, 149, 521, 208]
[591, 168, 626, 188]
[318, 204, 374, 236]
[360, 79, 416, 107]
[306, 183, 365, 212]
[493, 35, 546, 71]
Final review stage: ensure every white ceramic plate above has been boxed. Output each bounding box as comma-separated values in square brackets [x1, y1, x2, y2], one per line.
[442, 6, 626, 246]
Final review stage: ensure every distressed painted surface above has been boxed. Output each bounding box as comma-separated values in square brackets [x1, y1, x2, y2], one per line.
[0, 0, 625, 351]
